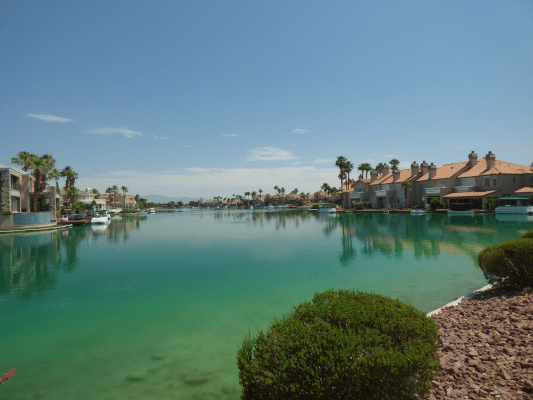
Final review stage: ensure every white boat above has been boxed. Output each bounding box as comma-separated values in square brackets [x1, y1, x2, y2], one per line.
[410, 209, 426, 215]
[318, 203, 337, 214]
[149, 208, 156, 214]
[266, 205, 275, 210]
[91, 210, 111, 224]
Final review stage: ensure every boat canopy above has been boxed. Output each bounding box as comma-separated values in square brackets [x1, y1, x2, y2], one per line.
[498, 197, 530, 201]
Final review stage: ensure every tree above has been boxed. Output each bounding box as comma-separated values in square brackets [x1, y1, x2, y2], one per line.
[112, 185, 119, 208]
[29, 156, 49, 211]
[281, 188, 285, 204]
[11, 151, 37, 172]
[67, 187, 79, 209]
[71, 201, 85, 213]
[375, 162, 385, 176]
[335, 156, 348, 187]
[358, 163, 365, 178]
[389, 159, 400, 171]
[259, 189, 263, 198]
[121, 186, 128, 208]
[401, 181, 412, 208]
[345, 161, 354, 185]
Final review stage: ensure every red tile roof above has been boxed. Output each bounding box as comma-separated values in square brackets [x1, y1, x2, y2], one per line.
[515, 187, 533, 195]
[458, 158, 532, 178]
[417, 162, 469, 182]
[368, 169, 417, 186]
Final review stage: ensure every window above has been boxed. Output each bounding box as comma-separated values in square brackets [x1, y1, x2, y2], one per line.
[530, 176, 533, 183]
[513, 176, 516, 184]
[484, 178, 490, 188]
[492, 178, 497, 187]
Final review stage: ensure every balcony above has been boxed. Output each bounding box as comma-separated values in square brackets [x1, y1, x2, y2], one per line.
[10, 182, 21, 191]
[454, 186, 473, 193]
[349, 192, 364, 199]
[425, 187, 443, 195]
[375, 190, 388, 197]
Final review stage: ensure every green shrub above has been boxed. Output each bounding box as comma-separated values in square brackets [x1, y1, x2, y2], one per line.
[1, 210, 12, 216]
[429, 198, 446, 211]
[310, 204, 319, 209]
[522, 230, 533, 239]
[485, 197, 500, 210]
[237, 289, 440, 400]
[477, 239, 533, 287]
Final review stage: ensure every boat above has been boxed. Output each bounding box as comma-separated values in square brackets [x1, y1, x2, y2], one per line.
[410, 209, 425, 215]
[60, 213, 91, 226]
[266, 205, 275, 210]
[447, 202, 475, 216]
[318, 203, 337, 214]
[149, 208, 155, 214]
[91, 209, 111, 224]
[495, 197, 533, 215]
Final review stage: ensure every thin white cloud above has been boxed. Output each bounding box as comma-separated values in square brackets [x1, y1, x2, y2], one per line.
[27, 114, 72, 123]
[398, 161, 411, 169]
[245, 147, 297, 161]
[292, 128, 310, 134]
[291, 162, 302, 165]
[313, 158, 335, 164]
[161, 136, 169, 140]
[428, 149, 436, 153]
[223, 134, 238, 137]
[458, 146, 466, 149]
[382, 154, 399, 159]
[89, 126, 142, 138]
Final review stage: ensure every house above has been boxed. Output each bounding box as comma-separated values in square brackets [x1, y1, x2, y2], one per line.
[415, 160, 470, 206]
[442, 151, 533, 209]
[367, 164, 420, 209]
[97, 193, 137, 209]
[0, 163, 31, 213]
[346, 177, 371, 208]
[313, 190, 333, 203]
[337, 179, 356, 209]
[62, 188, 107, 211]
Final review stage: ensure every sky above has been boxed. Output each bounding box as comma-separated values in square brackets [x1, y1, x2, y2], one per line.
[1, 0, 532, 199]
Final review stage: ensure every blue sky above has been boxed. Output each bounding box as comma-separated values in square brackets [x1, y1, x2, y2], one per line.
[1, 0, 532, 198]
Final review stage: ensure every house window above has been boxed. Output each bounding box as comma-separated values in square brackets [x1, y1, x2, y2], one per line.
[513, 176, 516, 184]
[530, 176, 533, 183]
[492, 178, 497, 187]
[484, 178, 490, 188]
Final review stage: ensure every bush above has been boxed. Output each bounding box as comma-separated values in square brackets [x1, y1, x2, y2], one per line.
[429, 198, 446, 211]
[237, 289, 440, 400]
[478, 239, 533, 287]
[1, 211, 12, 216]
[485, 197, 499, 210]
[310, 204, 319, 209]
[522, 230, 533, 239]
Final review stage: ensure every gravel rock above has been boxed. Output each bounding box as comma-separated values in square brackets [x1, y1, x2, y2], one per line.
[427, 286, 533, 400]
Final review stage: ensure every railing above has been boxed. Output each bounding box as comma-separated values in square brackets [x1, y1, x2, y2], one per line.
[12, 212, 52, 226]
[375, 190, 387, 197]
[425, 187, 443, 195]
[10, 182, 21, 191]
[454, 186, 473, 193]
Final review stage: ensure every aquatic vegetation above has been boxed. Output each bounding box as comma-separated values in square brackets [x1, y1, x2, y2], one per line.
[0, 369, 15, 385]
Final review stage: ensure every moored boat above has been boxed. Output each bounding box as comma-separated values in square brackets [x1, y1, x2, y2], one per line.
[317, 203, 337, 214]
[495, 197, 533, 214]
[91, 210, 111, 224]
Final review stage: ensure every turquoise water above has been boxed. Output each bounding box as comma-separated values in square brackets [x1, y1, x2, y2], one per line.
[0, 211, 530, 399]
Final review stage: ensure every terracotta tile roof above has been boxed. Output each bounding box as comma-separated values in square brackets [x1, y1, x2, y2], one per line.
[515, 187, 533, 195]
[458, 158, 532, 178]
[368, 169, 416, 186]
[417, 161, 469, 182]
[443, 190, 500, 198]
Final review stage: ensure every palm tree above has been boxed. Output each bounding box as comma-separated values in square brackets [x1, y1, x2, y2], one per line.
[29, 155, 46, 211]
[401, 181, 412, 208]
[389, 159, 400, 171]
[345, 161, 354, 185]
[281, 187, 285, 204]
[60, 166, 73, 190]
[67, 186, 79, 210]
[358, 163, 365, 178]
[121, 186, 128, 209]
[258, 189, 263, 200]
[375, 162, 385, 176]
[11, 151, 36, 172]
[364, 163, 373, 179]
[112, 185, 119, 208]
[335, 156, 348, 187]
[48, 168, 61, 190]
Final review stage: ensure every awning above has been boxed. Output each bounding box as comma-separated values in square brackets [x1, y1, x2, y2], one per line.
[498, 197, 530, 201]
[443, 190, 500, 199]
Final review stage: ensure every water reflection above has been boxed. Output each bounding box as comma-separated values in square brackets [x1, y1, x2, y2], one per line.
[0, 216, 147, 300]
[331, 213, 530, 267]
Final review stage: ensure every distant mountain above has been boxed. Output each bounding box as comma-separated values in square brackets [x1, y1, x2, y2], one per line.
[142, 195, 200, 204]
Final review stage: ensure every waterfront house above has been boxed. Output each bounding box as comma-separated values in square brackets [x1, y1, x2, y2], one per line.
[0, 163, 31, 213]
[345, 177, 370, 208]
[337, 179, 355, 209]
[63, 189, 107, 211]
[367, 164, 420, 209]
[442, 151, 533, 209]
[97, 193, 137, 209]
[415, 160, 470, 206]
[313, 191, 333, 203]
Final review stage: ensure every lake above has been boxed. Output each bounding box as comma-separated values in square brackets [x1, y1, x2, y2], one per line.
[0, 210, 530, 399]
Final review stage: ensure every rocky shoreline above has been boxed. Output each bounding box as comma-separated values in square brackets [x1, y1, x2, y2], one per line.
[426, 286, 533, 400]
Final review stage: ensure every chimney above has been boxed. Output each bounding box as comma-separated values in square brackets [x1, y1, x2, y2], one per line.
[468, 151, 478, 169]
[486, 151, 496, 170]
[420, 160, 429, 176]
[393, 169, 400, 183]
[410, 161, 419, 177]
[381, 164, 390, 176]
[428, 163, 437, 180]
[370, 170, 378, 183]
